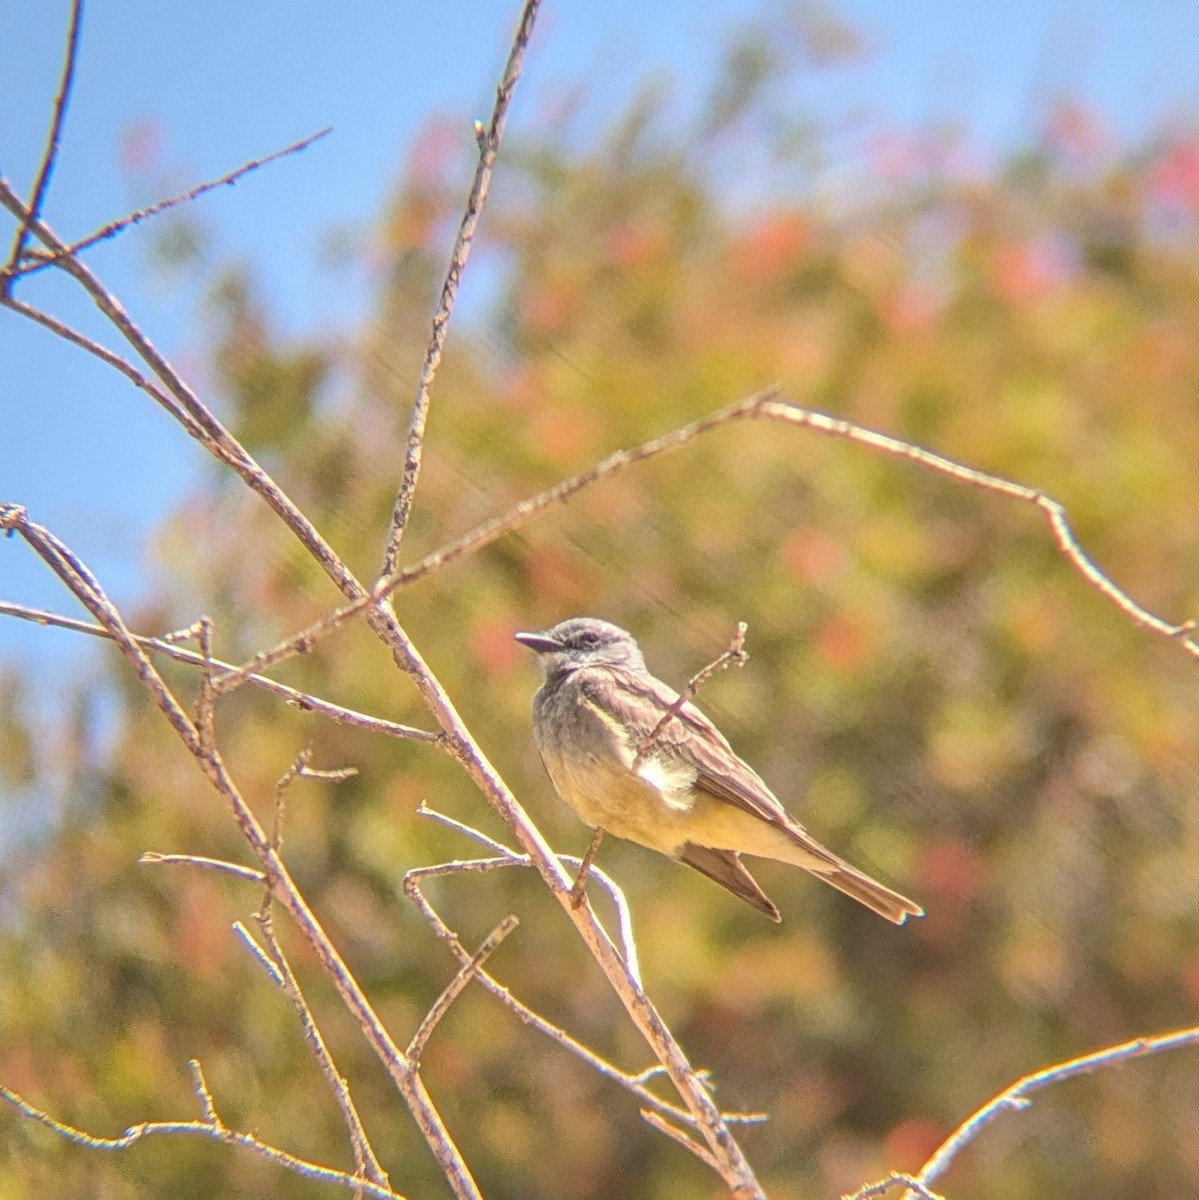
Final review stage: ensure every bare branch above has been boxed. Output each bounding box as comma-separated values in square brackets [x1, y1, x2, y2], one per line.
[2, 6, 770, 1191]
[568, 826, 606, 909]
[0, 296, 212, 441]
[188, 1059, 222, 1128]
[271, 747, 359, 856]
[1, 0, 83, 289]
[0, 602, 441, 744]
[401, 864, 761, 1130]
[11, 127, 332, 279]
[0, 1079, 407, 1200]
[250, 912, 390, 1191]
[633, 621, 748, 769]
[844, 1173, 946, 1200]
[909, 1025, 1199, 1195]
[0, 183, 359, 593]
[229, 383, 1199, 696]
[0, 506, 479, 1198]
[407, 916, 519, 1065]
[380, 0, 542, 573]
[232, 920, 286, 986]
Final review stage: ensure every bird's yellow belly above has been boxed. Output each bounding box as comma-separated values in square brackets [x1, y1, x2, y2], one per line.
[541, 747, 698, 855]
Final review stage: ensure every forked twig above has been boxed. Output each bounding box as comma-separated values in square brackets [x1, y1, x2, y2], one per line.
[846, 1174, 945, 1200]
[3, 0, 764, 1193]
[640, 1108, 722, 1173]
[416, 804, 640, 986]
[0, 1065, 407, 1200]
[270, 747, 358, 855]
[202, 383, 1199, 696]
[246, 913, 390, 1191]
[139, 852, 265, 885]
[0, 504, 479, 1199]
[407, 916, 519, 1064]
[402, 857, 765, 1131]
[913, 1025, 1199, 1194]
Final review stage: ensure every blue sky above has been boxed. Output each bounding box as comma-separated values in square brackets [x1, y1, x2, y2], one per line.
[4, 0, 1199, 688]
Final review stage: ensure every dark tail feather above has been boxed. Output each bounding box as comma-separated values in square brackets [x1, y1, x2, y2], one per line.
[812, 863, 924, 925]
[678, 844, 781, 922]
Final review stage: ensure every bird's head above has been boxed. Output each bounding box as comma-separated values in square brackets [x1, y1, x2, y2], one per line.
[514, 617, 646, 676]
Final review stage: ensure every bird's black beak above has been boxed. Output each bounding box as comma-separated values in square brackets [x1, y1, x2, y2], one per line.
[514, 630, 561, 654]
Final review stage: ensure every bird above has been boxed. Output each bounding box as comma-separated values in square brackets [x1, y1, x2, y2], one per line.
[514, 616, 923, 924]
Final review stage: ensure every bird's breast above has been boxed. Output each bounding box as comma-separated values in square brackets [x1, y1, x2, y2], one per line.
[531, 678, 697, 854]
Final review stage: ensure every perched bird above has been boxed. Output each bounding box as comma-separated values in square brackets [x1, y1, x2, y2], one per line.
[515, 617, 922, 924]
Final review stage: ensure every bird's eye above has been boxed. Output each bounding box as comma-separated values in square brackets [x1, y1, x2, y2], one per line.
[580, 631, 601, 648]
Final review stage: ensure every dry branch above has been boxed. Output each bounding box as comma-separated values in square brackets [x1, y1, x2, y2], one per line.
[0, 503, 480, 1200]
[402, 848, 765, 1132]
[633, 620, 749, 769]
[0, 602, 441, 743]
[10, 127, 332, 278]
[0, 1064, 408, 1200]
[847, 1024, 1199, 1200]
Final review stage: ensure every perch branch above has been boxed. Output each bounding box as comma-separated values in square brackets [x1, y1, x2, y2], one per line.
[402, 859, 764, 1130]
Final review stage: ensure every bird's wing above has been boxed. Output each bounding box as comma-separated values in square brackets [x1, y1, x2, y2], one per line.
[676, 844, 780, 921]
[583, 666, 805, 833]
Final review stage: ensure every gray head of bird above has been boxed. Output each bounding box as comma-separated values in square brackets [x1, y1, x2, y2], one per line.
[514, 617, 647, 677]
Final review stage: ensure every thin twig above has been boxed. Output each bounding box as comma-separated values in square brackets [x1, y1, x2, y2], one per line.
[407, 916, 519, 1064]
[11, 127, 332, 278]
[380, 0, 542, 573]
[0, 602, 442, 744]
[271, 751, 358, 855]
[139, 852, 266, 885]
[0, 1079, 407, 1200]
[569, 827, 606, 908]
[0, 296, 212, 440]
[633, 621, 748, 769]
[3, 3, 766, 1191]
[909, 1025, 1199, 1195]
[232, 920, 286, 986]
[0, 181, 360, 596]
[845, 1174, 945, 1200]
[1, 0, 84, 290]
[188, 1059, 222, 1127]
[250, 912, 390, 1191]
[194, 618, 217, 752]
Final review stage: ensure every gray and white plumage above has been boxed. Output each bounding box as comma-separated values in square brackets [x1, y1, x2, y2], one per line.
[515, 616, 923, 924]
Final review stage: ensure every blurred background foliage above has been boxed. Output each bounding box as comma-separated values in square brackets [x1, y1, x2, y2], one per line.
[3, 7, 1199, 1199]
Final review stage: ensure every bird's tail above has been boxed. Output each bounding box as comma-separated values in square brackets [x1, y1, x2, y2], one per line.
[810, 861, 923, 925]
